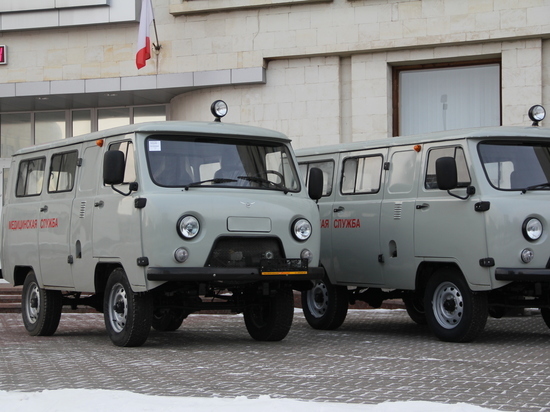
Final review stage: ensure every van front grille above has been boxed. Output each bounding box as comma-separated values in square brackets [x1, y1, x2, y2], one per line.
[205, 237, 285, 268]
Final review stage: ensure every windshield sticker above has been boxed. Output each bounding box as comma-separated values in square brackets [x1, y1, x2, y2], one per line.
[149, 140, 161, 152]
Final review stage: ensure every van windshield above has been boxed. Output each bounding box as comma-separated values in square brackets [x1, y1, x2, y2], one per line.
[478, 141, 550, 191]
[145, 135, 301, 192]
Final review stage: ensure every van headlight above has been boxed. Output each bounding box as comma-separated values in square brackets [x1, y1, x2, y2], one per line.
[177, 215, 200, 239]
[522, 218, 542, 241]
[292, 218, 312, 241]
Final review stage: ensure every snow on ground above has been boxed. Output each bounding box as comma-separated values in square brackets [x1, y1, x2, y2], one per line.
[0, 389, 498, 412]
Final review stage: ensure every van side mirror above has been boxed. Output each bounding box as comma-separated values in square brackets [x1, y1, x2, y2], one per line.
[103, 150, 126, 185]
[308, 167, 323, 201]
[435, 156, 475, 200]
[435, 157, 458, 191]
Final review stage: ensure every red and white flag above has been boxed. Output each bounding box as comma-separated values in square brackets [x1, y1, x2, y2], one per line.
[136, 0, 154, 69]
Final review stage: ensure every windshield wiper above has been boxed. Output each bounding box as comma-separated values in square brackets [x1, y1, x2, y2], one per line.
[521, 182, 550, 193]
[183, 178, 237, 191]
[237, 176, 289, 194]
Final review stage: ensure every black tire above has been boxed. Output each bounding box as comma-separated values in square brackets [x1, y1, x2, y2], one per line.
[244, 288, 294, 341]
[424, 268, 488, 342]
[541, 308, 550, 329]
[403, 293, 427, 325]
[103, 268, 153, 347]
[21, 271, 62, 336]
[301, 278, 348, 330]
[152, 308, 187, 332]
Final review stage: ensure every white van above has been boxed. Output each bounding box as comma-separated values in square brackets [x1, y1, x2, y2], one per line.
[297, 106, 550, 342]
[0, 102, 324, 347]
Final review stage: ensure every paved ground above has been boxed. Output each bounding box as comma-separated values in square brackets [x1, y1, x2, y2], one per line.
[1, 308, 549, 412]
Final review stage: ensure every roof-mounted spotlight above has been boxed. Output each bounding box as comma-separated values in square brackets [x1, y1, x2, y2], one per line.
[211, 100, 228, 122]
[528, 105, 546, 126]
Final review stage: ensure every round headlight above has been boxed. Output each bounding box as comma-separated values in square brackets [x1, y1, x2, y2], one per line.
[177, 215, 200, 239]
[292, 218, 312, 241]
[523, 218, 543, 241]
[211, 100, 228, 120]
[528, 105, 546, 125]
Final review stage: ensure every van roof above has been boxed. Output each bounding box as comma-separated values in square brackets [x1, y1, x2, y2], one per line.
[13, 121, 290, 156]
[296, 126, 550, 157]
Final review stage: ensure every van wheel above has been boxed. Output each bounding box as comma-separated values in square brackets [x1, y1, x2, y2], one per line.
[152, 308, 187, 332]
[244, 288, 294, 341]
[424, 268, 488, 342]
[301, 278, 348, 330]
[21, 271, 62, 336]
[402, 293, 427, 325]
[541, 308, 550, 329]
[103, 268, 153, 347]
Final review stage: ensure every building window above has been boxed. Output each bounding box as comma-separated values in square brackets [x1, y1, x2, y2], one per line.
[72, 110, 92, 137]
[0, 113, 32, 158]
[0, 105, 166, 157]
[35, 111, 67, 145]
[393, 60, 501, 136]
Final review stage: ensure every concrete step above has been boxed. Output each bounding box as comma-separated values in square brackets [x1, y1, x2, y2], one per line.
[0, 284, 23, 313]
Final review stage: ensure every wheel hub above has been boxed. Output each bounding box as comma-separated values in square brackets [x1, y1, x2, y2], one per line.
[443, 297, 456, 312]
[114, 301, 125, 314]
[432, 281, 464, 330]
[307, 282, 328, 318]
[108, 283, 128, 333]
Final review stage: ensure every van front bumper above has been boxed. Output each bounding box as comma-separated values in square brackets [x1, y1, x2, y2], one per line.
[147, 266, 325, 282]
[495, 268, 550, 282]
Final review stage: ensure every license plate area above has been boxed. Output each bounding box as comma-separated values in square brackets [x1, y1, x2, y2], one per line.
[260, 258, 308, 275]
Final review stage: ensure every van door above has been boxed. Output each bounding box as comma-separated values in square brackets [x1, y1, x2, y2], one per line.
[414, 144, 489, 287]
[38, 150, 80, 288]
[3, 156, 46, 282]
[92, 139, 144, 287]
[330, 149, 386, 286]
[70, 143, 101, 292]
[379, 147, 421, 290]
[299, 156, 338, 281]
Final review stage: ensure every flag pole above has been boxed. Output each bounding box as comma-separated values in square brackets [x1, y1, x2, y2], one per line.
[152, 18, 161, 52]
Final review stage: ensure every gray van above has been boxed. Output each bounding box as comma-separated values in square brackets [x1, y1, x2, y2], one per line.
[297, 106, 550, 342]
[1, 102, 323, 346]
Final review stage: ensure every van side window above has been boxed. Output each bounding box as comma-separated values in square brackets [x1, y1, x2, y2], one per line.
[341, 155, 382, 195]
[387, 150, 417, 194]
[48, 151, 78, 193]
[425, 147, 471, 189]
[299, 161, 334, 197]
[16, 157, 46, 197]
[108, 141, 135, 184]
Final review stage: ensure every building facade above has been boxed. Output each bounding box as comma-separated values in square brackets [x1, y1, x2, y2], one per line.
[0, 0, 549, 161]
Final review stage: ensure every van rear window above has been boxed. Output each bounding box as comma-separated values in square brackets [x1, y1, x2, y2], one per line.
[16, 157, 46, 197]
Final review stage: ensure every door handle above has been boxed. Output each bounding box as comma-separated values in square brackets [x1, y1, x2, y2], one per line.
[333, 206, 345, 213]
[94, 200, 104, 208]
[40, 205, 48, 213]
[416, 203, 429, 210]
